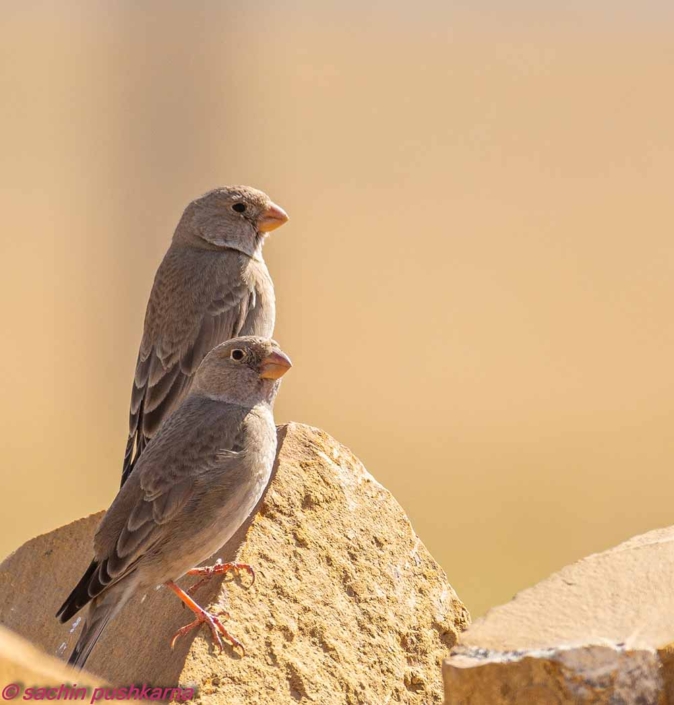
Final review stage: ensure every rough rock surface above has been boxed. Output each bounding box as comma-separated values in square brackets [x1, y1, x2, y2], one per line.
[0, 423, 468, 704]
[444, 526, 674, 704]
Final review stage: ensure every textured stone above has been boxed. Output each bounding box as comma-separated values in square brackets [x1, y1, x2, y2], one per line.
[0, 423, 468, 704]
[444, 644, 663, 704]
[444, 526, 674, 704]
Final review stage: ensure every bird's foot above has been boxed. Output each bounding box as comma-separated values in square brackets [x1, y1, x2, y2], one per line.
[166, 581, 244, 655]
[170, 609, 243, 654]
[186, 561, 255, 597]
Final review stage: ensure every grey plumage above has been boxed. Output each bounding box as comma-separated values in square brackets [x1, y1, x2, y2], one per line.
[123, 186, 288, 486]
[58, 336, 292, 669]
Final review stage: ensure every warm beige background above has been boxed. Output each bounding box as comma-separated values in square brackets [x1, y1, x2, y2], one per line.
[1, 2, 673, 618]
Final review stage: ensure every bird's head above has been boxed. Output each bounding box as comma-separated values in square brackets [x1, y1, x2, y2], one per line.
[192, 336, 292, 406]
[176, 186, 289, 258]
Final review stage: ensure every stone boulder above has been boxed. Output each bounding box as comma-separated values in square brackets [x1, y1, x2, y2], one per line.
[0, 423, 468, 704]
[0, 625, 102, 695]
[443, 526, 674, 704]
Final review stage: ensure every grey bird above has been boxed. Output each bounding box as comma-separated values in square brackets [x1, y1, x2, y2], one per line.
[122, 186, 288, 486]
[57, 336, 292, 669]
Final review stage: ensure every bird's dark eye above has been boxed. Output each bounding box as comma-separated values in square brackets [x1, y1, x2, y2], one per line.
[232, 202, 246, 213]
[230, 349, 245, 361]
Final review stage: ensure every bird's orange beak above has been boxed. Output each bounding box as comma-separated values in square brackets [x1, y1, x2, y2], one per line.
[257, 202, 289, 233]
[259, 349, 293, 380]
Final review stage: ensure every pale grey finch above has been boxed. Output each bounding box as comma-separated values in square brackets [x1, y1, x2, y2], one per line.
[57, 336, 292, 669]
[122, 186, 288, 486]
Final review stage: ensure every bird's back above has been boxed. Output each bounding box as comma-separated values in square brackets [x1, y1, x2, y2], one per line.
[107, 395, 277, 584]
[121, 246, 275, 485]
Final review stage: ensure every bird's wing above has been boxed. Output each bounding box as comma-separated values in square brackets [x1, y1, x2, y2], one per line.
[59, 401, 246, 622]
[122, 278, 255, 486]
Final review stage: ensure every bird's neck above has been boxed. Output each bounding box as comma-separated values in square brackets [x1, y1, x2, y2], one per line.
[190, 236, 265, 262]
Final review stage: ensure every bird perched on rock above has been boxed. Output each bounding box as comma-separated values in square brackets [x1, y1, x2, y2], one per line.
[57, 336, 292, 669]
[121, 186, 288, 486]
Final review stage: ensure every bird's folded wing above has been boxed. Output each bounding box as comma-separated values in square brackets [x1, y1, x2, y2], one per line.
[94, 437, 243, 600]
[122, 281, 254, 485]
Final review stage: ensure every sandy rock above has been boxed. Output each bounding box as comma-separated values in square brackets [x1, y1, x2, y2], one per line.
[0, 423, 468, 704]
[444, 525, 674, 704]
[444, 644, 663, 704]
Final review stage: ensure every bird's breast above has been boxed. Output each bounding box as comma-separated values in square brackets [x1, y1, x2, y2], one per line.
[239, 258, 276, 337]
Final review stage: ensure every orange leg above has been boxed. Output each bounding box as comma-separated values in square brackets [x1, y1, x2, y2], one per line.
[166, 581, 244, 655]
[186, 561, 255, 597]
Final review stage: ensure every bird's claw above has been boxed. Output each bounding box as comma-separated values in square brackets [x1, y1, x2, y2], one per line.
[170, 608, 243, 655]
[166, 580, 245, 656]
[186, 562, 256, 598]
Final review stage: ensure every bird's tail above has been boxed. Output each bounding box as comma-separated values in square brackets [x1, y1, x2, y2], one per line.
[67, 585, 129, 670]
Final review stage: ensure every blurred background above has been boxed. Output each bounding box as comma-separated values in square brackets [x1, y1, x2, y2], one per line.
[1, 1, 673, 618]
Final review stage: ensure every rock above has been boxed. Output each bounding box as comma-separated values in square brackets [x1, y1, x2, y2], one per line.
[0, 624, 103, 693]
[444, 644, 664, 704]
[0, 423, 468, 704]
[443, 526, 674, 704]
